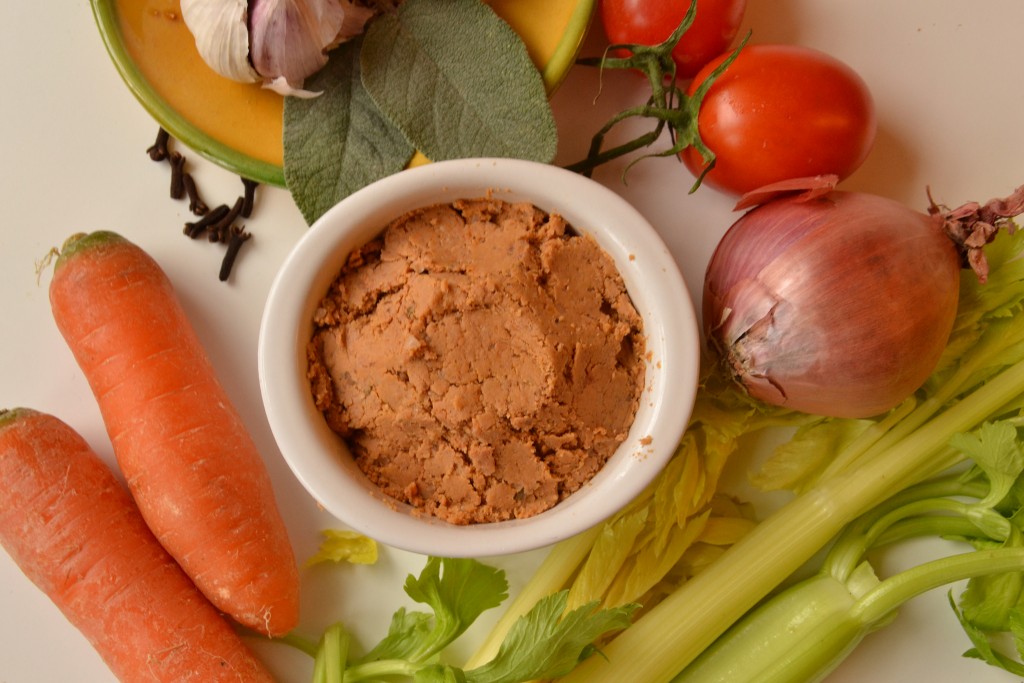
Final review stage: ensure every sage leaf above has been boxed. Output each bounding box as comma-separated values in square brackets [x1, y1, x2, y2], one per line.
[361, 0, 557, 163]
[284, 38, 415, 225]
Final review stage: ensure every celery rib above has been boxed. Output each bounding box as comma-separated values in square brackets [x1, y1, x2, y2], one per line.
[852, 548, 1024, 625]
[822, 477, 991, 580]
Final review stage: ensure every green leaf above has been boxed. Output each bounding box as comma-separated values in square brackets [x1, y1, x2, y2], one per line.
[952, 591, 1024, 675]
[306, 528, 379, 566]
[958, 524, 1024, 631]
[465, 593, 638, 683]
[950, 421, 1024, 509]
[567, 507, 648, 608]
[359, 557, 508, 667]
[356, 607, 435, 664]
[960, 567, 1024, 632]
[360, 0, 557, 162]
[402, 557, 509, 660]
[284, 37, 415, 225]
[751, 417, 874, 493]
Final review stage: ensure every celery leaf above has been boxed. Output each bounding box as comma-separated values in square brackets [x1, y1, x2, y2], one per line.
[935, 228, 1024, 380]
[306, 528, 379, 566]
[404, 557, 508, 661]
[355, 557, 505, 666]
[360, 0, 557, 162]
[950, 421, 1024, 509]
[464, 593, 637, 683]
[283, 37, 415, 225]
[959, 529, 1024, 631]
[358, 608, 434, 663]
[961, 568, 1024, 631]
[952, 592, 1024, 675]
[751, 417, 873, 492]
[568, 508, 648, 607]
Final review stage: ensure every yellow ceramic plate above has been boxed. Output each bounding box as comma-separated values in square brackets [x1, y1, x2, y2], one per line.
[91, 0, 596, 187]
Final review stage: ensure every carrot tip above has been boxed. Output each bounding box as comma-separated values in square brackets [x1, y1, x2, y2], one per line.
[54, 231, 128, 271]
[0, 407, 32, 428]
[60, 232, 88, 252]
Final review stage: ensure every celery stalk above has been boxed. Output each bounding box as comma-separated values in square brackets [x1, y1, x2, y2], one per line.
[558, 356, 1024, 683]
[559, 481, 865, 682]
[671, 568, 879, 683]
[671, 456, 1024, 683]
[672, 549, 1024, 683]
[323, 625, 349, 683]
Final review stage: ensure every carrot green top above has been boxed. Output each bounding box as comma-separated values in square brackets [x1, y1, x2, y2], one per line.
[54, 231, 129, 271]
[0, 408, 30, 428]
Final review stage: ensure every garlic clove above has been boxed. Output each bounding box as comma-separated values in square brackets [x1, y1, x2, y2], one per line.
[249, 0, 375, 93]
[180, 0, 261, 84]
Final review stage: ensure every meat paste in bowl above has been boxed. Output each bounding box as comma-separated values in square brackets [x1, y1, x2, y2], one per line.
[306, 197, 645, 525]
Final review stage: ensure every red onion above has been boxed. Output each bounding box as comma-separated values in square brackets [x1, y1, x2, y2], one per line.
[703, 178, 1024, 418]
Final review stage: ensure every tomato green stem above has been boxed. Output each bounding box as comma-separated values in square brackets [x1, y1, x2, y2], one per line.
[565, 0, 749, 186]
[564, 126, 665, 177]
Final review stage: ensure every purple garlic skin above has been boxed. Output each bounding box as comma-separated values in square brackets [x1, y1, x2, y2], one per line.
[181, 0, 376, 96]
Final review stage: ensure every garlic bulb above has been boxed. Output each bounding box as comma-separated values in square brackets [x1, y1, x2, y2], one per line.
[181, 0, 260, 84]
[181, 0, 376, 97]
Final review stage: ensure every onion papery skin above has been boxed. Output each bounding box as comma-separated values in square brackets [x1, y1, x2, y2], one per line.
[703, 191, 961, 418]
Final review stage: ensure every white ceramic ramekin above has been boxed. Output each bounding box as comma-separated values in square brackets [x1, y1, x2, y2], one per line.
[258, 158, 699, 557]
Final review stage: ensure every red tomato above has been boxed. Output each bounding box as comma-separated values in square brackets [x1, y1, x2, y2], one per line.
[681, 44, 877, 196]
[601, 0, 747, 79]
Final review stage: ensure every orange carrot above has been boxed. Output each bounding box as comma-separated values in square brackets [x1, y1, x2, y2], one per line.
[48, 231, 300, 637]
[0, 407, 276, 682]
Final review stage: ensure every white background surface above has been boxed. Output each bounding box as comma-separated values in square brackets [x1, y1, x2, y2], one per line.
[2, 1, 1023, 681]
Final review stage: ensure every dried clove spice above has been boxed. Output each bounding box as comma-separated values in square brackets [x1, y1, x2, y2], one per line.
[219, 226, 252, 282]
[147, 127, 170, 161]
[168, 152, 187, 200]
[184, 203, 230, 239]
[209, 196, 244, 243]
[240, 178, 259, 218]
[183, 173, 208, 215]
[145, 127, 262, 283]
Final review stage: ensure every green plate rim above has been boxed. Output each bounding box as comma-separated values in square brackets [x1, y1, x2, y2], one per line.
[90, 0, 596, 189]
[90, 0, 286, 186]
[542, 0, 596, 93]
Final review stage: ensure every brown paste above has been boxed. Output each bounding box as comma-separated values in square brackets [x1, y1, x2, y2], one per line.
[306, 198, 646, 524]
